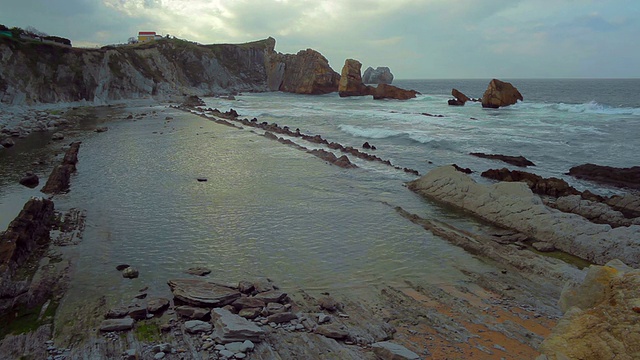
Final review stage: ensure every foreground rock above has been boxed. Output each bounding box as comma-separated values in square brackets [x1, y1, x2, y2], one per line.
[338, 59, 371, 97]
[372, 341, 421, 360]
[0, 198, 54, 273]
[19, 172, 40, 188]
[167, 279, 241, 307]
[471, 153, 535, 167]
[481, 79, 523, 108]
[211, 308, 266, 343]
[538, 260, 640, 360]
[362, 66, 394, 84]
[568, 163, 640, 190]
[41, 141, 81, 194]
[408, 165, 640, 267]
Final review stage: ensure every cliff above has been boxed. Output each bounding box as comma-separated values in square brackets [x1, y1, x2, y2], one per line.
[0, 36, 339, 105]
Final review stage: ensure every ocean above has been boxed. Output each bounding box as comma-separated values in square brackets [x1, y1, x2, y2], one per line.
[1, 78, 639, 307]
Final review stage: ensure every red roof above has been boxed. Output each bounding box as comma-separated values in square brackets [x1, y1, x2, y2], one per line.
[139, 31, 156, 35]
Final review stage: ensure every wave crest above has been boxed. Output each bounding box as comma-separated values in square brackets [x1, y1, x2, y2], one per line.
[516, 101, 640, 115]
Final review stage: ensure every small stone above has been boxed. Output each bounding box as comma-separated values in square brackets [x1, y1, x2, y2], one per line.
[99, 317, 134, 331]
[153, 352, 165, 359]
[147, 298, 170, 313]
[532, 242, 556, 252]
[95, 127, 108, 133]
[123, 349, 137, 360]
[266, 312, 297, 324]
[134, 293, 147, 299]
[51, 132, 64, 140]
[219, 349, 235, 358]
[372, 341, 420, 360]
[318, 313, 331, 324]
[197, 178, 207, 182]
[235, 353, 246, 359]
[318, 296, 340, 312]
[1, 138, 15, 148]
[185, 267, 211, 276]
[116, 264, 130, 271]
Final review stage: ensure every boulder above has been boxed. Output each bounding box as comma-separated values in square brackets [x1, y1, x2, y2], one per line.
[372, 341, 421, 360]
[182, 95, 206, 107]
[232, 297, 266, 311]
[362, 66, 394, 84]
[51, 132, 64, 140]
[122, 267, 139, 279]
[147, 297, 170, 313]
[481, 79, 523, 108]
[315, 324, 349, 340]
[407, 165, 640, 267]
[211, 308, 265, 343]
[0, 198, 54, 273]
[167, 279, 241, 307]
[539, 261, 640, 360]
[185, 267, 211, 276]
[568, 164, 640, 190]
[99, 317, 134, 332]
[252, 290, 287, 303]
[371, 84, 419, 100]
[267, 46, 340, 95]
[338, 59, 371, 97]
[470, 153, 535, 167]
[19, 172, 39, 188]
[266, 312, 297, 324]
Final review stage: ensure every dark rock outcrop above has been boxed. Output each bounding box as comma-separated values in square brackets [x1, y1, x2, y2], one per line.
[449, 89, 470, 106]
[371, 84, 418, 100]
[568, 164, 640, 190]
[0, 198, 54, 273]
[481, 79, 523, 108]
[41, 141, 81, 194]
[481, 168, 580, 198]
[470, 153, 535, 167]
[338, 59, 371, 97]
[182, 95, 206, 107]
[362, 66, 393, 84]
[167, 279, 241, 307]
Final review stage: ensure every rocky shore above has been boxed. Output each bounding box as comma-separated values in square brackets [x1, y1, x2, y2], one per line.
[1, 100, 639, 360]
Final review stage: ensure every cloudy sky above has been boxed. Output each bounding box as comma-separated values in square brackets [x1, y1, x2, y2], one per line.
[1, 0, 639, 79]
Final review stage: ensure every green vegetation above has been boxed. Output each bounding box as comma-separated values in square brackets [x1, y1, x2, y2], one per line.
[0, 299, 59, 340]
[134, 321, 161, 342]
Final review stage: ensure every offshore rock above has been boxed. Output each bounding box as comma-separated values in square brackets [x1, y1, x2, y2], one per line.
[371, 84, 418, 100]
[539, 261, 640, 360]
[211, 308, 265, 343]
[268, 47, 340, 95]
[481, 79, 523, 108]
[0, 198, 54, 273]
[338, 59, 371, 97]
[362, 66, 394, 84]
[470, 153, 535, 167]
[568, 163, 640, 190]
[449, 88, 470, 106]
[407, 165, 640, 267]
[167, 279, 240, 307]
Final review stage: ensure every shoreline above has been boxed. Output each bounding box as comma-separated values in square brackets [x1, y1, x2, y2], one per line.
[0, 98, 637, 359]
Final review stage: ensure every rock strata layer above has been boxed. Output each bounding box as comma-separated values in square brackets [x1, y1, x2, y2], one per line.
[408, 165, 640, 267]
[41, 141, 81, 194]
[167, 279, 241, 307]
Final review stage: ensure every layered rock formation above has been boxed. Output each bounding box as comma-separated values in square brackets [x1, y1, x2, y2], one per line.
[362, 66, 393, 84]
[481, 79, 523, 108]
[538, 260, 640, 360]
[338, 59, 417, 100]
[0, 36, 339, 104]
[267, 47, 340, 94]
[408, 166, 640, 267]
[338, 59, 370, 97]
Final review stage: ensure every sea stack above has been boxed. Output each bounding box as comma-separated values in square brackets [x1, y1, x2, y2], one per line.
[481, 79, 523, 108]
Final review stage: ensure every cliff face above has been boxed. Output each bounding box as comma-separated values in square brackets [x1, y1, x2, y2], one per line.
[0, 36, 339, 105]
[267, 49, 340, 95]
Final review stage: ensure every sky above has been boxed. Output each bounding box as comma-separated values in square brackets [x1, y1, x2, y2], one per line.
[1, 0, 639, 79]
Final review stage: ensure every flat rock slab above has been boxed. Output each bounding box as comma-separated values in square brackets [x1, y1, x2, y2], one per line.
[99, 317, 134, 332]
[211, 308, 265, 344]
[372, 341, 421, 360]
[184, 320, 212, 334]
[175, 305, 209, 319]
[252, 290, 287, 303]
[168, 279, 241, 307]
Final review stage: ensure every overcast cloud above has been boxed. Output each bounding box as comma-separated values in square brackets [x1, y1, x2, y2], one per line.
[1, 0, 638, 78]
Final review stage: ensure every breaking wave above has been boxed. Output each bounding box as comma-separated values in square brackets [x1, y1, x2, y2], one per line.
[517, 101, 640, 115]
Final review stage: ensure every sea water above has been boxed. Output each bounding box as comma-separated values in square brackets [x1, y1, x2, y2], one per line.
[1, 79, 639, 305]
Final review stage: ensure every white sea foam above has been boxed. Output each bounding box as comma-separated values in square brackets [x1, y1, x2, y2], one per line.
[515, 101, 640, 116]
[338, 124, 404, 139]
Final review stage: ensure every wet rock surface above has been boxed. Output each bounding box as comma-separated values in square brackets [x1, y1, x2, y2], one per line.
[41, 141, 81, 194]
[568, 163, 640, 190]
[471, 152, 536, 167]
[481, 79, 523, 108]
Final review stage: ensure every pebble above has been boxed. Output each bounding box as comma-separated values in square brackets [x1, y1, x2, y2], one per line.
[153, 352, 165, 359]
